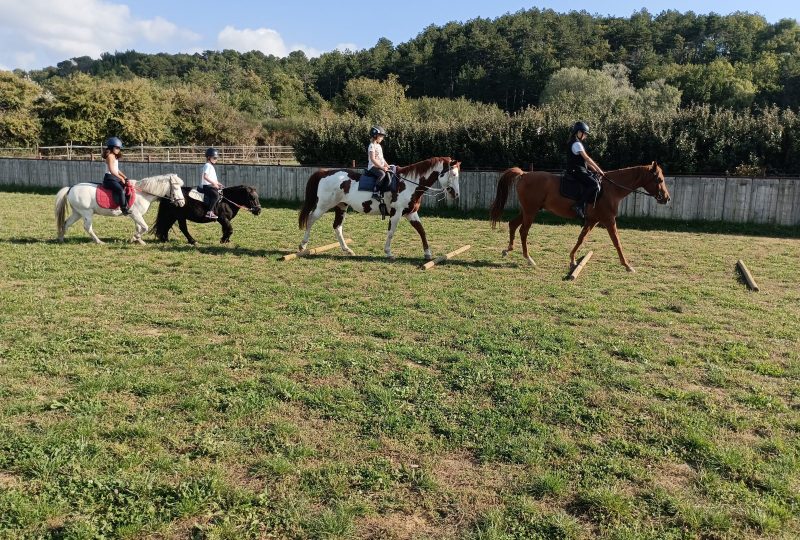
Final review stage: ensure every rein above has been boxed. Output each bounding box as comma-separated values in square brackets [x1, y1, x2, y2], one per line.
[600, 174, 658, 199]
[391, 165, 457, 200]
[221, 191, 260, 213]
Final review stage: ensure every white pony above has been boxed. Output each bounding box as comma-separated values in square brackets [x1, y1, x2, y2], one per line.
[55, 174, 185, 244]
[298, 157, 461, 259]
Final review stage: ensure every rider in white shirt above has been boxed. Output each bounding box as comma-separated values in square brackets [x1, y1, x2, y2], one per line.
[199, 147, 223, 220]
[368, 126, 389, 202]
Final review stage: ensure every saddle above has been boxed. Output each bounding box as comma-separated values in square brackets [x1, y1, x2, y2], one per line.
[357, 169, 398, 193]
[188, 187, 218, 208]
[96, 182, 136, 209]
[188, 188, 205, 202]
[560, 171, 602, 202]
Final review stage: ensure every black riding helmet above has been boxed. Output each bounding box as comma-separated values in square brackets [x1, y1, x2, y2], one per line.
[369, 126, 387, 138]
[205, 147, 219, 159]
[571, 121, 590, 135]
[105, 137, 123, 149]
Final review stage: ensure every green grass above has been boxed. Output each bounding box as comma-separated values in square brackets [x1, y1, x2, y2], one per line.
[0, 191, 798, 539]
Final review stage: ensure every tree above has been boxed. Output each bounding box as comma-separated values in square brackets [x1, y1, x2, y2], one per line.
[0, 71, 42, 147]
[336, 74, 410, 123]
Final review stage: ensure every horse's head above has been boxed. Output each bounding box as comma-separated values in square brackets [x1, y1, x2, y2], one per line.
[169, 174, 186, 207]
[440, 159, 461, 200]
[244, 186, 262, 215]
[642, 162, 670, 204]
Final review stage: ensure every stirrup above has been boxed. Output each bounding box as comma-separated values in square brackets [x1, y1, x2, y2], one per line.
[371, 191, 382, 201]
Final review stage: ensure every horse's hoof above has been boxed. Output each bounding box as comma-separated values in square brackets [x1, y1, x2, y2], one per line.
[386, 254, 396, 261]
[424, 252, 434, 261]
[344, 248, 356, 256]
[525, 256, 536, 266]
[137, 239, 146, 245]
[626, 266, 636, 273]
[502, 249, 510, 257]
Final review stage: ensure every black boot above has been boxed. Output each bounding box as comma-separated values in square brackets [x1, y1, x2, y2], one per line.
[572, 203, 585, 221]
[379, 201, 388, 219]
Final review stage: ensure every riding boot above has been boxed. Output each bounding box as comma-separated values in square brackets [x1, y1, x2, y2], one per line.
[379, 201, 388, 220]
[571, 202, 586, 221]
[119, 193, 130, 215]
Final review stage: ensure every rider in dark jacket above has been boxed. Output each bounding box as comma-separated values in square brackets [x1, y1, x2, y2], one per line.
[566, 121, 605, 221]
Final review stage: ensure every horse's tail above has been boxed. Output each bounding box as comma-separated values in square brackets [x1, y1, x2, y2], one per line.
[490, 167, 524, 228]
[55, 186, 71, 239]
[298, 169, 326, 229]
[151, 196, 174, 241]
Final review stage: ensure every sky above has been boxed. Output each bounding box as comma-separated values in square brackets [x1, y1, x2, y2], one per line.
[0, 0, 797, 71]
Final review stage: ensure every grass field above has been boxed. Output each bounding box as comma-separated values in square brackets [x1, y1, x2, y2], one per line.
[1, 190, 799, 539]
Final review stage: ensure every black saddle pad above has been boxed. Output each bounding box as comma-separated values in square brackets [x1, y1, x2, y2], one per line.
[357, 171, 398, 193]
[357, 173, 377, 192]
[560, 172, 602, 202]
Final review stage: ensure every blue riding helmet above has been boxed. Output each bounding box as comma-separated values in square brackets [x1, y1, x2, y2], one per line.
[369, 126, 387, 138]
[571, 121, 590, 135]
[105, 137, 123, 149]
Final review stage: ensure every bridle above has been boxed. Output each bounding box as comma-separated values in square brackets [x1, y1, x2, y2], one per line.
[220, 188, 261, 214]
[600, 168, 667, 203]
[391, 163, 459, 201]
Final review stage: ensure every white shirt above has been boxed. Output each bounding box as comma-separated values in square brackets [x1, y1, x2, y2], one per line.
[201, 162, 218, 186]
[571, 141, 585, 156]
[106, 155, 120, 176]
[368, 142, 385, 169]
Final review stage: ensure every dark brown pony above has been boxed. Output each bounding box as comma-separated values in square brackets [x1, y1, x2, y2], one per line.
[489, 162, 671, 272]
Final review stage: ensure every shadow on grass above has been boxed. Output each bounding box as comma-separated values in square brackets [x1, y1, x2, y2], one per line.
[153, 242, 288, 258]
[296, 251, 509, 269]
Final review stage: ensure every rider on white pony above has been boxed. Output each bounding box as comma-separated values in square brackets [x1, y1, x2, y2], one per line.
[102, 137, 130, 215]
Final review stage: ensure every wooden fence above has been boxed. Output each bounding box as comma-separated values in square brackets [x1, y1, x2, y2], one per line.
[0, 145, 296, 165]
[0, 158, 798, 225]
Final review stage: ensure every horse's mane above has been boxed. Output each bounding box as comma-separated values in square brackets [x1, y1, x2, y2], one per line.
[397, 157, 450, 179]
[137, 174, 181, 197]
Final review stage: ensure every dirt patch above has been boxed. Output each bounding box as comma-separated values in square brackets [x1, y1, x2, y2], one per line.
[0, 472, 22, 489]
[431, 451, 510, 529]
[653, 461, 694, 492]
[357, 512, 441, 540]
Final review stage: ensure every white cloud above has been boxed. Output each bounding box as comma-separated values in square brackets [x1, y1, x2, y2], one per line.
[216, 26, 359, 58]
[218, 26, 290, 57]
[335, 43, 359, 53]
[0, 0, 200, 69]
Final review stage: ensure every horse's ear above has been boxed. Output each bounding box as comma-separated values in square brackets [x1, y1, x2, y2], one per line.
[650, 161, 658, 171]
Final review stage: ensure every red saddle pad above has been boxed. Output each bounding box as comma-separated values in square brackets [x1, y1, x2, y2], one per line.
[96, 183, 136, 209]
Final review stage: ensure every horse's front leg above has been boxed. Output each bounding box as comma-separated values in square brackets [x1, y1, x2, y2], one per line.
[129, 211, 148, 245]
[570, 221, 597, 268]
[405, 211, 432, 260]
[219, 216, 233, 244]
[384, 208, 405, 260]
[333, 206, 355, 255]
[605, 219, 635, 272]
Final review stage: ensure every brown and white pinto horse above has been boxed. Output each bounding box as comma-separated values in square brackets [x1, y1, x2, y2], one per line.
[489, 162, 670, 272]
[298, 157, 461, 259]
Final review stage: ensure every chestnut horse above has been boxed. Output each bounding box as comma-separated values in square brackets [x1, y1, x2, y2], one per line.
[489, 162, 670, 272]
